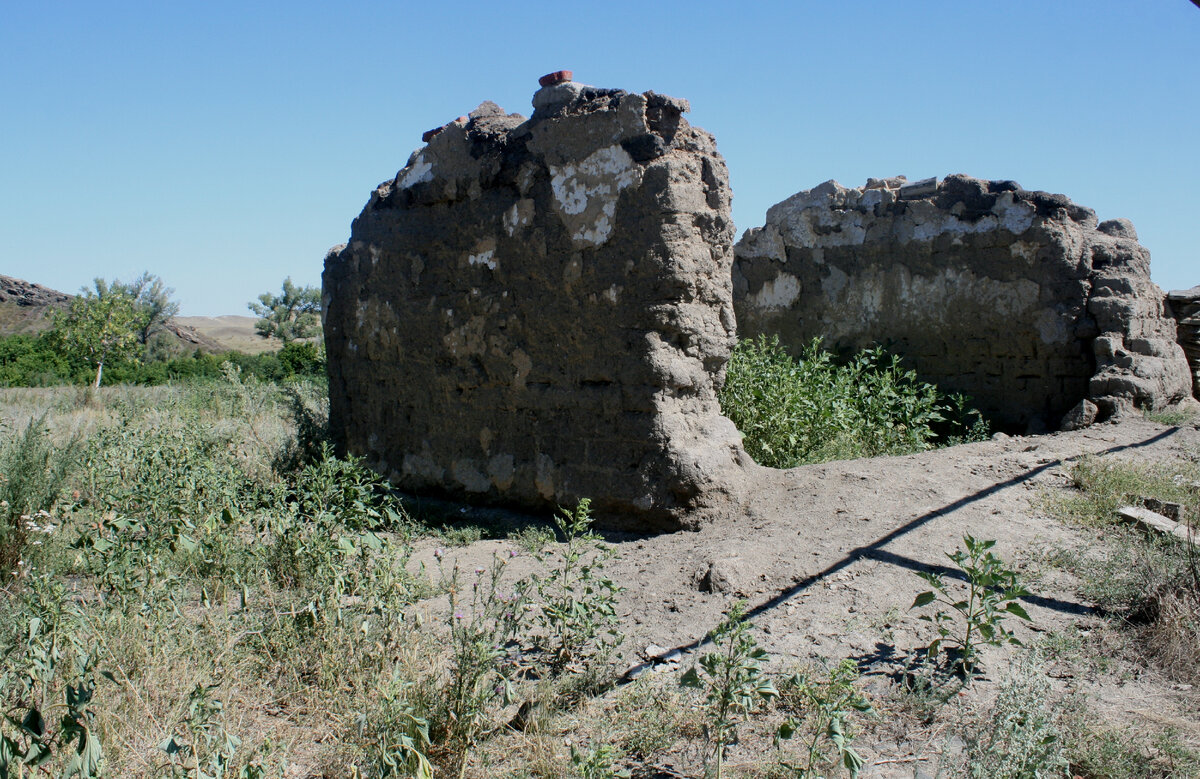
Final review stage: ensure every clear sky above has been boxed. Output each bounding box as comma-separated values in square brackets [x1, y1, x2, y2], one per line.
[3, 1, 1197, 316]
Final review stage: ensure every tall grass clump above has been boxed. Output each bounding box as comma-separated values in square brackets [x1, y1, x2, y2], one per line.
[0, 414, 81, 573]
[719, 335, 987, 468]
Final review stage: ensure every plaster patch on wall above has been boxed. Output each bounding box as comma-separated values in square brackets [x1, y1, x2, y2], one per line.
[549, 145, 642, 246]
[504, 199, 535, 236]
[452, 459, 491, 493]
[488, 454, 515, 491]
[468, 249, 497, 270]
[534, 453, 555, 500]
[397, 154, 434, 190]
[751, 272, 801, 310]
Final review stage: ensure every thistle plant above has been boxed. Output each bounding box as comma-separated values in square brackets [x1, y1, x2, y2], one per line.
[680, 601, 778, 779]
[531, 498, 624, 671]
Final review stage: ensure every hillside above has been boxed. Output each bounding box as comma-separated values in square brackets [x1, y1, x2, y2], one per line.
[0, 274, 232, 353]
[0, 274, 70, 334]
[174, 315, 278, 355]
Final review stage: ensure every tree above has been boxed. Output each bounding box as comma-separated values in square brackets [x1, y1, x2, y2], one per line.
[50, 278, 140, 388]
[113, 271, 180, 345]
[248, 277, 322, 344]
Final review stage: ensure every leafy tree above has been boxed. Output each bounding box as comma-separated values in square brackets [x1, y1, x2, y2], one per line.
[113, 271, 180, 345]
[248, 277, 321, 344]
[50, 278, 140, 388]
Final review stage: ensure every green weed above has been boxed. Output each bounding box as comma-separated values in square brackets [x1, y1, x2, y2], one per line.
[0, 414, 81, 573]
[434, 553, 531, 777]
[773, 659, 872, 778]
[681, 601, 779, 779]
[910, 536, 1032, 675]
[532, 499, 624, 672]
[950, 654, 1070, 779]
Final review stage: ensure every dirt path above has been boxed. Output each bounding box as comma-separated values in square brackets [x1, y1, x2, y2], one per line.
[608, 418, 1194, 667]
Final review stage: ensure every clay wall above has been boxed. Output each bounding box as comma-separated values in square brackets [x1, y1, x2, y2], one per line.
[733, 175, 1193, 430]
[323, 81, 748, 530]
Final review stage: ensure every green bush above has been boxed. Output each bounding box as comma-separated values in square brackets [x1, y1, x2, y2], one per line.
[719, 335, 988, 468]
[0, 332, 324, 388]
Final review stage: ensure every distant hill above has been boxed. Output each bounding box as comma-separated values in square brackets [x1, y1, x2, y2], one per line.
[0, 274, 231, 353]
[174, 315, 279, 355]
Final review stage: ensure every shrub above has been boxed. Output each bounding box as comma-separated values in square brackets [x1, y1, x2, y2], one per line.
[719, 335, 987, 468]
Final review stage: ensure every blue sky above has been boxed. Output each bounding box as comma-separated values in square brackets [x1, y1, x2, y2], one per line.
[3, 1, 1197, 316]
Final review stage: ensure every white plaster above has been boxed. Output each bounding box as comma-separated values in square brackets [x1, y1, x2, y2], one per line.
[994, 193, 1036, 234]
[468, 248, 497, 270]
[751, 272, 802, 310]
[503, 199, 535, 236]
[548, 145, 641, 246]
[397, 154, 434, 190]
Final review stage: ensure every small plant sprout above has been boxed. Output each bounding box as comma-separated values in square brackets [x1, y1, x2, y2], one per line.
[680, 600, 778, 779]
[910, 535, 1033, 675]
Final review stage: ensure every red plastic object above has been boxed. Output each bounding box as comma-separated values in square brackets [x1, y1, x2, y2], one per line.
[538, 70, 573, 87]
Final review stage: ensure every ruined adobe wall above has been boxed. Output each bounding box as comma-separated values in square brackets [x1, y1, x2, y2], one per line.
[1166, 286, 1200, 398]
[323, 81, 749, 531]
[733, 175, 1193, 430]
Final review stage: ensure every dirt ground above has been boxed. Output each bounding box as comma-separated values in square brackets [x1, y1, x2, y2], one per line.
[417, 415, 1200, 777]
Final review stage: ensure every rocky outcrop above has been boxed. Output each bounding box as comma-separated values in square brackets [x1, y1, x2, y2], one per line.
[734, 175, 1193, 430]
[323, 80, 749, 531]
[0, 275, 71, 308]
[1166, 286, 1200, 398]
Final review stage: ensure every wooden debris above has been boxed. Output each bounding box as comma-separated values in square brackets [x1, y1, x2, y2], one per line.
[1117, 506, 1198, 547]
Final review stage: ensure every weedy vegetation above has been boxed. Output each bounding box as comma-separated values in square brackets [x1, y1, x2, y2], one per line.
[0, 332, 1196, 776]
[773, 659, 873, 779]
[1046, 456, 1200, 683]
[680, 601, 779, 779]
[719, 335, 989, 468]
